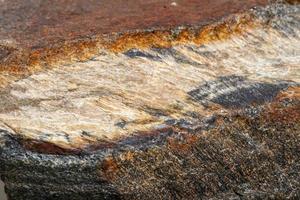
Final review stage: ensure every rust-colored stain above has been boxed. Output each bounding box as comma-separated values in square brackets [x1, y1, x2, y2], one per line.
[107, 13, 256, 52]
[168, 133, 198, 153]
[0, 0, 268, 83]
[100, 157, 120, 180]
[263, 86, 300, 124]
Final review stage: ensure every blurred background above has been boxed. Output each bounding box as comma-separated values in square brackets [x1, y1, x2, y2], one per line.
[1, 180, 7, 200]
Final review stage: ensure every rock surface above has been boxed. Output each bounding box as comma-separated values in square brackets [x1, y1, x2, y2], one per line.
[0, 180, 6, 200]
[0, 1, 299, 200]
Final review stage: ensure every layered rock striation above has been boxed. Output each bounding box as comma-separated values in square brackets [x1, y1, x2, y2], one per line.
[0, 1, 299, 199]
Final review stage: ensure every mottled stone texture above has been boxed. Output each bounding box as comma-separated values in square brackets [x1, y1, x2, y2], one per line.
[0, 0, 300, 200]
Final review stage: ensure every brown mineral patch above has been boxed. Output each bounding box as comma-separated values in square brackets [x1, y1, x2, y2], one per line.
[107, 31, 172, 53]
[285, 0, 300, 4]
[263, 86, 300, 124]
[100, 157, 120, 180]
[20, 139, 82, 155]
[275, 86, 300, 101]
[107, 13, 256, 52]
[194, 13, 256, 44]
[168, 133, 198, 153]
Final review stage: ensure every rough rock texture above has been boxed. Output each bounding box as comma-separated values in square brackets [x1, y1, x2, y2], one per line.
[0, 1, 300, 200]
[1, 85, 300, 200]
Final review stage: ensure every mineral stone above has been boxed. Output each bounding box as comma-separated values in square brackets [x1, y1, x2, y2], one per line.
[0, 0, 299, 199]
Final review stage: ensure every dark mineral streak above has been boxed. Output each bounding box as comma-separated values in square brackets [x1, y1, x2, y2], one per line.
[188, 76, 295, 108]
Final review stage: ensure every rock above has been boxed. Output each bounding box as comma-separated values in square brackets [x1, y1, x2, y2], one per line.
[0, 1, 299, 199]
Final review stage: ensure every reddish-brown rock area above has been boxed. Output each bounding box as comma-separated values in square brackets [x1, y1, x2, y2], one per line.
[0, 0, 268, 48]
[0, 0, 300, 200]
[0, 0, 269, 77]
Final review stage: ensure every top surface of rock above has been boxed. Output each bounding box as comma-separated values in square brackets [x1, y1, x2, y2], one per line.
[0, 0, 267, 50]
